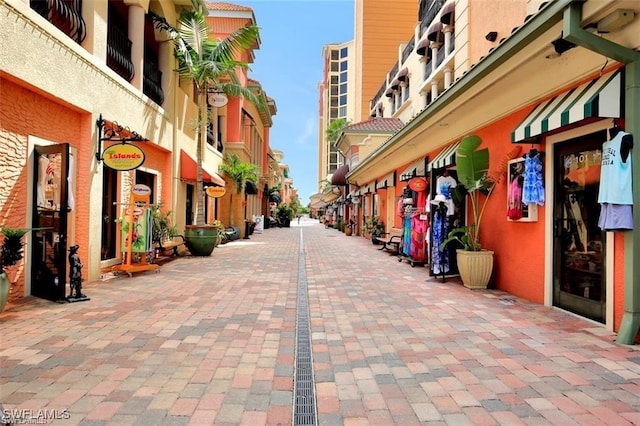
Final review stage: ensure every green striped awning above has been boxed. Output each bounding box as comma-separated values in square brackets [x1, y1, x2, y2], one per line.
[375, 172, 395, 190]
[427, 141, 460, 171]
[511, 69, 622, 143]
[363, 182, 375, 194]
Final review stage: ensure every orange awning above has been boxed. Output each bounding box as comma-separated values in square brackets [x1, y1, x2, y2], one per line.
[180, 150, 225, 187]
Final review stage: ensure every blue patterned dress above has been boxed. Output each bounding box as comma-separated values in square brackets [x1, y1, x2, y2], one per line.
[431, 208, 449, 275]
[522, 153, 545, 205]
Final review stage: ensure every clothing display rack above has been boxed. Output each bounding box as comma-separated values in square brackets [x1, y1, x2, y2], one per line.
[397, 207, 428, 267]
[111, 192, 159, 277]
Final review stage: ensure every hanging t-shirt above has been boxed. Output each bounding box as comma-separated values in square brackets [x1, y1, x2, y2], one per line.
[598, 131, 633, 205]
[598, 131, 633, 231]
[436, 175, 457, 215]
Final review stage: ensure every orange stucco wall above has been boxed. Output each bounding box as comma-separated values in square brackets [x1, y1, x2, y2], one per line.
[0, 76, 89, 302]
[471, 114, 545, 304]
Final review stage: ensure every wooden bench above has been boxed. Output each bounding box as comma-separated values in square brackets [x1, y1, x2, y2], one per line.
[377, 227, 403, 254]
[155, 235, 186, 257]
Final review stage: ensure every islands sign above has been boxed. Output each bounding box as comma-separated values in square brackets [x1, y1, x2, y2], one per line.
[206, 186, 226, 198]
[103, 144, 145, 171]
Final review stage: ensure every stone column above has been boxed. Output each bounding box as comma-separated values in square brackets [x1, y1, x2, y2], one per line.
[128, 4, 145, 90]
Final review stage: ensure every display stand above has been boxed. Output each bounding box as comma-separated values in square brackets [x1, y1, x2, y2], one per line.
[112, 191, 158, 277]
[397, 210, 428, 267]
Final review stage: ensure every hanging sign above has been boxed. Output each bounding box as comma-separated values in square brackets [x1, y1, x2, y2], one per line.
[206, 186, 226, 198]
[103, 144, 145, 171]
[209, 92, 228, 107]
[408, 177, 427, 192]
[132, 184, 151, 196]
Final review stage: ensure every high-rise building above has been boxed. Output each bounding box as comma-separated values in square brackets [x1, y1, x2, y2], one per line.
[317, 1, 415, 195]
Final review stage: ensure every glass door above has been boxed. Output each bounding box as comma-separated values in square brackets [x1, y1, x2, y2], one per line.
[32, 144, 70, 302]
[553, 131, 606, 323]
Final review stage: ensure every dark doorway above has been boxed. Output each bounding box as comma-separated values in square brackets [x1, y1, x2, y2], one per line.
[32, 144, 69, 302]
[101, 167, 118, 260]
[553, 130, 606, 323]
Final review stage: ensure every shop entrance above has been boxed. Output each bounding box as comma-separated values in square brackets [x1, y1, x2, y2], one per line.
[31, 143, 70, 302]
[553, 131, 606, 323]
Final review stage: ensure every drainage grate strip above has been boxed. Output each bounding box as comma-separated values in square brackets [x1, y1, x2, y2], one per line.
[293, 229, 317, 425]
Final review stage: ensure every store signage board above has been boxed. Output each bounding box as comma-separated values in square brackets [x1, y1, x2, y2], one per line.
[103, 144, 145, 171]
[209, 92, 228, 107]
[132, 184, 151, 196]
[408, 177, 427, 192]
[206, 186, 226, 198]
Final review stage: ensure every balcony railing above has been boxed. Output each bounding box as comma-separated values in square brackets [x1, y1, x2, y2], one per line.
[436, 46, 445, 68]
[448, 37, 455, 54]
[143, 54, 164, 106]
[424, 60, 433, 81]
[371, 82, 386, 111]
[31, 0, 86, 44]
[419, 0, 447, 38]
[107, 23, 134, 82]
[401, 36, 415, 65]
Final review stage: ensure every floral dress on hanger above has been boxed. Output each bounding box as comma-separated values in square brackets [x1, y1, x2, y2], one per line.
[522, 152, 545, 205]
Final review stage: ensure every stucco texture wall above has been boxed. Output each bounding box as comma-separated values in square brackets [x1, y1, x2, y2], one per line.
[472, 110, 545, 304]
[0, 77, 88, 302]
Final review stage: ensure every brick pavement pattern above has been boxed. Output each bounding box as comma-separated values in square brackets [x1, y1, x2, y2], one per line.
[2, 218, 640, 425]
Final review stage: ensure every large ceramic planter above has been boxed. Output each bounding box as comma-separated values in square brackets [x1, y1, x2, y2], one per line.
[456, 249, 494, 290]
[0, 272, 9, 313]
[184, 225, 219, 256]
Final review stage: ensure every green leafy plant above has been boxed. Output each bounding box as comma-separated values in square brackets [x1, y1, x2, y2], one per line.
[440, 135, 497, 251]
[364, 216, 384, 237]
[0, 228, 29, 274]
[275, 203, 294, 221]
[150, 206, 178, 244]
[218, 153, 259, 227]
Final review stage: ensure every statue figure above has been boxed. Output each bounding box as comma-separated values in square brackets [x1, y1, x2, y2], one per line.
[68, 244, 85, 299]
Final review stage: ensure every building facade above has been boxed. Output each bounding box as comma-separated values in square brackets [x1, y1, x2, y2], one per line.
[336, 0, 640, 342]
[0, 0, 279, 307]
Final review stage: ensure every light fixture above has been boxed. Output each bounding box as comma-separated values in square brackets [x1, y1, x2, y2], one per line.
[485, 31, 498, 42]
[551, 33, 577, 55]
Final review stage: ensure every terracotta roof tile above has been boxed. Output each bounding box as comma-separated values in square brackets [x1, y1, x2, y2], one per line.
[345, 118, 404, 133]
[205, 2, 253, 12]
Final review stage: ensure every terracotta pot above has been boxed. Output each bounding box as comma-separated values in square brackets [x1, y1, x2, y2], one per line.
[456, 249, 494, 290]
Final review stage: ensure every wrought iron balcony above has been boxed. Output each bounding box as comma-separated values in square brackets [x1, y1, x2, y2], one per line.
[143, 55, 164, 106]
[401, 36, 415, 65]
[419, 0, 446, 38]
[30, 0, 86, 44]
[107, 23, 134, 82]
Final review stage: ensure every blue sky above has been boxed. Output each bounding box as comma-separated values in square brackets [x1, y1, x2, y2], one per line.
[241, 0, 354, 205]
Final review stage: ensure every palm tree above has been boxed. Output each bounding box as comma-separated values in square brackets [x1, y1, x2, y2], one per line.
[151, 1, 263, 225]
[218, 153, 259, 227]
[326, 118, 351, 146]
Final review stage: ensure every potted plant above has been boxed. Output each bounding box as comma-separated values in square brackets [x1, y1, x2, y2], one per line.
[345, 219, 354, 236]
[150, 206, 178, 245]
[151, 1, 262, 256]
[364, 216, 384, 244]
[440, 135, 498, 289]
[275, 203, 294, 227]
[0, 227, 29, 313]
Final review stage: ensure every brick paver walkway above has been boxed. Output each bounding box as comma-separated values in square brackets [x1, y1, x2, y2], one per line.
[2, 218, 640, 425]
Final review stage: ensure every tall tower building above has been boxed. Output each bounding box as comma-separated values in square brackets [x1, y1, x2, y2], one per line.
[318, 41, 355, 182]
[317, 1, 415, 194]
